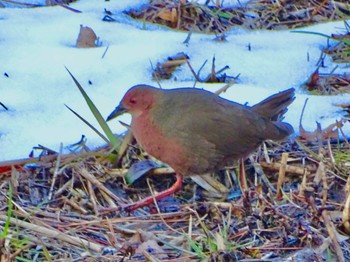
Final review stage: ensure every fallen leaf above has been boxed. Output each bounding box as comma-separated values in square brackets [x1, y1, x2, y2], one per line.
[76, 25, 97, 48]
[299, 120, 345, 142]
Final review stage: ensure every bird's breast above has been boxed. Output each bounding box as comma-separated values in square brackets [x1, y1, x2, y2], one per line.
[130, 113, 190, 175]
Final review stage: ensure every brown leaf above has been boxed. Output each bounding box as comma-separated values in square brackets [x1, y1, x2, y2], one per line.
[299, 120, 345, 142]
[76, 25, 97, 48]
[306, 69, 319, 88]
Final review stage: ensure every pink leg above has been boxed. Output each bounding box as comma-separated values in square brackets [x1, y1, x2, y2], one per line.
[124, 173, 183, 212]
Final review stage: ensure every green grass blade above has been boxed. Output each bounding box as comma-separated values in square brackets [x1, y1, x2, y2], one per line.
[0, 183, 13, 238]
[15, 257, 34, 262]
[65, 104, 109, 143]
[65, 67, 120, 149]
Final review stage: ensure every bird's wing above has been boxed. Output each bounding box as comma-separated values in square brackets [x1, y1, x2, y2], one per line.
[152, 89, 268, 173]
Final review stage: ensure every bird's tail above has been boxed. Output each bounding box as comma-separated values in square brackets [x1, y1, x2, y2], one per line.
[251, 88, 295, 121]
[267, 121, 294, 140]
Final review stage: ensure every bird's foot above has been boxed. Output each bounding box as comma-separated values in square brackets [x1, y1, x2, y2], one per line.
[123, 173, 183, 212]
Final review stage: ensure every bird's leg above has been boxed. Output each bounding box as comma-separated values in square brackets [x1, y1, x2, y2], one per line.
[124, 173, 183, 212]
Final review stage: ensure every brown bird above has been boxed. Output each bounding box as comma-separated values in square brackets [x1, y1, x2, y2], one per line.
[107, 85, 295, 211]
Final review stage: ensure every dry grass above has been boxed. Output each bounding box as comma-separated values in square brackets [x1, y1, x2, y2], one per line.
[0, 131, 350, 261]
[125, 0, 350, 32]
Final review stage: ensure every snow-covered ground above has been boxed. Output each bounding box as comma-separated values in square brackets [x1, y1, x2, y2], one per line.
[0, 0, 349, 161]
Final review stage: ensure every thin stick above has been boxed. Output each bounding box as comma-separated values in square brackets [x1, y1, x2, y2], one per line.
[87, 180, 99, 215]
[276, 152, 288, 200]
[101, 44, 109, 59]
[299, 98, 308, 128]
[186, 60, 201, 82]
[48, 143, 63, 201]
[79, 168, 124, 203]
[322, 210, 345, 262]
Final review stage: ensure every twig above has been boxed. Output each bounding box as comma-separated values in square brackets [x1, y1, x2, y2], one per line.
[276, 152, 288, 200]
[101, 44, 109, 59]
[214, 82, 234, 95]
[48, 143, 63, 201]
[322, 210, 345, 262]
[62, 196, 88, 214]
[149, 59, 162, 88]
[87, 180, 99, 215]
[79, 167, 124, 204]
[260, 161, 311, 175]
[0, 102, 8, 110]
[299, 98, 308, 128]
[186, 60, 201, 82]
[342, 183, 350, 234]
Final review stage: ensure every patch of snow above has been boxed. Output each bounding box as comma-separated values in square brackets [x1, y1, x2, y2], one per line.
[0, 0, 349, 161]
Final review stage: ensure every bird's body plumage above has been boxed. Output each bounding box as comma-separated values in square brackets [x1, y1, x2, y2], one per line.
[108, 85, 295, 176]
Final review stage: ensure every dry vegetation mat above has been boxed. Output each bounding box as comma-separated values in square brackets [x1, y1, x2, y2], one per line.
[125, 0, 350, 32]
[0, 133, 350, 261]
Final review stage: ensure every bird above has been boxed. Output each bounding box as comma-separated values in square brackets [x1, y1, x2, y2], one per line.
[107, 85, 295, 211]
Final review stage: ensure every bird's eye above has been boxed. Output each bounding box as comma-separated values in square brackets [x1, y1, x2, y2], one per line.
[129, 98, 137, 104]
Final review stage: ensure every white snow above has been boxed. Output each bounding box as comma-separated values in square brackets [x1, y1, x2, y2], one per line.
[0, 0, 349, 161]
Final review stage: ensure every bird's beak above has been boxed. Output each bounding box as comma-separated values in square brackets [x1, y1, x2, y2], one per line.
[106, 104, 127, 121]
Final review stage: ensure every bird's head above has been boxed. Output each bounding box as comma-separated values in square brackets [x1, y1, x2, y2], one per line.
[106, 85, 159, 121]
